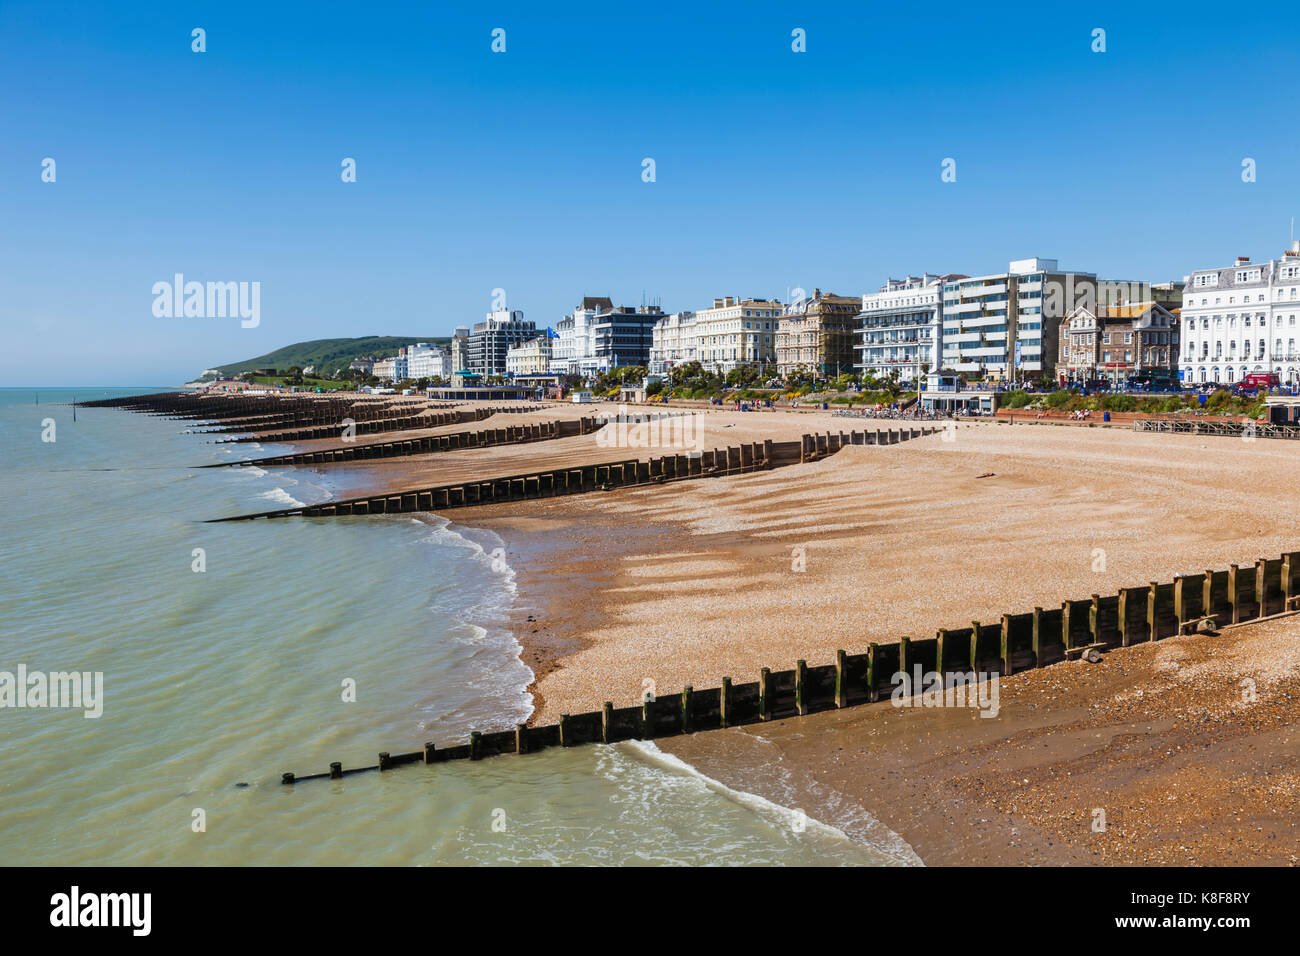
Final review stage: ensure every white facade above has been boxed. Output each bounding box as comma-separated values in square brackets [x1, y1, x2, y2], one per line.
[856, 274, 948, 378]
[373, 357, 397, 381]
[693, 296, 781, 373]
[649, 311, 697, 373]
[1180, 242, 1300, 386]
[550, 297, 610, 375]
[941, 257, 1095, 381]
[405, 343, 449, 380]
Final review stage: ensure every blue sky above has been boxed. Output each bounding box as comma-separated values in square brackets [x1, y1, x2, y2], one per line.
[2, 1, 1297, 385]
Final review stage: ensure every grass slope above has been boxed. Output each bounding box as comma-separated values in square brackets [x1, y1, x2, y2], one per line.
[210, 336, 450, 378]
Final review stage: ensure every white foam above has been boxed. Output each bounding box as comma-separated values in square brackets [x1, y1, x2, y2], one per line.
[620, 740, 923, 866]
[257, 487, 305, 508]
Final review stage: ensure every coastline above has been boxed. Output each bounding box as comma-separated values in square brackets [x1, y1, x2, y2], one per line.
[183, 395, 1300, 865]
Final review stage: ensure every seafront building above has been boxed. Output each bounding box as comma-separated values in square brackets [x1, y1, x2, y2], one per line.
[774, 289, 861, 377]
[940, 258, 1103, 382]
[550, 297, 664, 376]
[404, 343, 450, 380]
[855, 274, 963, 381]
[466, 310, 537, 377]
[1057, 303, 1180, 386]
[1179, 242, 1300, 386]
[506, 335, 554, 376]
[372, 356, 397, 380]
[648, 311, 697, 374]
[694, 296, 782, 373]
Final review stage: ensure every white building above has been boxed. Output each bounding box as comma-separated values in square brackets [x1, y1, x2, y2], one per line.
[856, 274, 959, 379]
[940, 258, 1100, 382]
[1180, 242, 1300, 386]
[372, 357, 397, 381]
[405, 343, 449, 380]
[506, 335, 553, 376]
[693, 296, 782, 373]
[649, 311, 697, 374]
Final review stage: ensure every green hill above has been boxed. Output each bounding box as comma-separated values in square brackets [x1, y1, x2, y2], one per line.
[206, 336, 451, 379]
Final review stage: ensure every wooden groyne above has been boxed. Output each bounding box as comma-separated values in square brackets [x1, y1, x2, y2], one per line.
[1133, 417, 1300, 440]
[209, 426, 942, 522]
[281, 548, 1300, 784]
[212, 411, 703, 468]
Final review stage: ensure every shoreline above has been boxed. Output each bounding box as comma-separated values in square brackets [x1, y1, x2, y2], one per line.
[175, 393, 1300, 864]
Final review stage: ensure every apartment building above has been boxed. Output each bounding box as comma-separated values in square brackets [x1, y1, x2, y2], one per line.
[941, 258, 1100, 382]
[372, 357, 397, 381]
[1179, 242, 1300, 386]
[465, 310, 537, 377]
[856, 274, 963, 380]
[648, 311, 698, 374]
[694, 296, 782, 373]
[506, 335, 553, 376]
[1058, 303, 1179, 385]
[774, 289, 861, 377]
[405, 343, 449, 380]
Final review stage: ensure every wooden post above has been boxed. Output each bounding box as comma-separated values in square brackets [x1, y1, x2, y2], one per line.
[969, 621, 981, 671]
[1174, 577, 1188, 631]
[834, 649, 847, 707]
[281, 772, 295, 785]
[330, 762, 342, 779]
[1117, 589, 1131, 646]
[602, 702, 614, 744]
[795, 659, 807, 716]
[641, 700, 653, 740]
[1000, 614, 1012, 676]
[681, 685, 693, 733]
[559, 714, 571, 748]
[1089, 595, 1100, 644]
[720, 677, 732, 728]
[758, 669, 770, 720]
[423, 741, 437, 763]
[378, 751, 392, 770]
[867, 644, 878, 702]
[468, 734, 481, 760]
[1147, 581, 1158, 638]
[1228, 565, 1240, 624]
[1031, 607, 1044, 668]
[899, 636, 910, 680]
[514, 725, 528, 755]
[936, 628, 950, 673]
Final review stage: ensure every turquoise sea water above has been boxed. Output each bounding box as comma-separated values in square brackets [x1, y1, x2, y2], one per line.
[0, 388, 915, 865]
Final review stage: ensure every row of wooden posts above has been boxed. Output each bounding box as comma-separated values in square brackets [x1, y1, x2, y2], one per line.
[212, 427, 943, 521]
[282, 548, 1300, 783]
[213, 415, 677, 468]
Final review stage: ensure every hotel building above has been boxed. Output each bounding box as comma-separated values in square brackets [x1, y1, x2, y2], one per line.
[694, 296, 782, 373]
[506, 335, 553, 377]
[1179, 242, 1300, 386]
[649, 311, 698, 374]
[856, 274, 963, 380]
[774, 289, 861, 377]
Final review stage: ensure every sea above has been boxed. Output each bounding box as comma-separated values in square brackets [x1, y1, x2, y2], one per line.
[0, 387, 918, 866]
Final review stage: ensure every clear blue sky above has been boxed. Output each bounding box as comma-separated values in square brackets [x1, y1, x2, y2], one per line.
[2, 1, 1297, 385]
